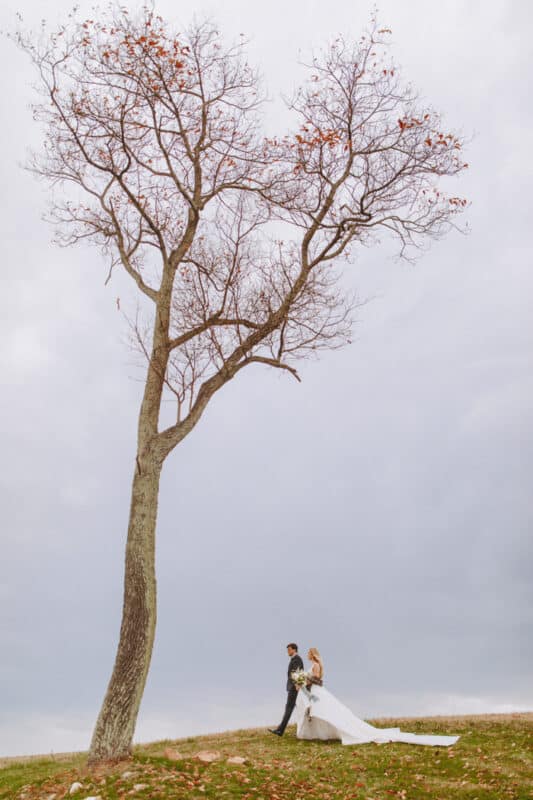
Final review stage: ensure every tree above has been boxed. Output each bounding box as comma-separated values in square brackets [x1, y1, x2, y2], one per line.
[16, 5, 468, 763]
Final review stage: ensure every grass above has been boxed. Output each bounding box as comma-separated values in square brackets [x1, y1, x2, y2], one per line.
[1, 713, 531, 800]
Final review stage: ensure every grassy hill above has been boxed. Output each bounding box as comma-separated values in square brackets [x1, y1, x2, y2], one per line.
[1, 713, 531, 799]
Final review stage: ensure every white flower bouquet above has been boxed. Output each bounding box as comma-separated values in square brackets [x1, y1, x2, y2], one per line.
[291, 668, 309, 687]
[291, 669, 318, 701]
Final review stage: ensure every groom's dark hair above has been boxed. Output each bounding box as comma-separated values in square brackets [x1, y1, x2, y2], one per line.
[287, 643, 298, 651]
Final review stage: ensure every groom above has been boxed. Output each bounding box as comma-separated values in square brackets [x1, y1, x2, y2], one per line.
[269, 642, 304, 736]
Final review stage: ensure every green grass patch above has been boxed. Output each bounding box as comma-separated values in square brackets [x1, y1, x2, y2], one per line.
[1, 713, 531, 799]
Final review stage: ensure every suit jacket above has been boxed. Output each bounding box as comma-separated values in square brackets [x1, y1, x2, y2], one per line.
[286, 653, 304, 691]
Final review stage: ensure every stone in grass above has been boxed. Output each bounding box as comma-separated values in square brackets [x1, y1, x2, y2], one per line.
[69, 783, 83, 795]
[195, 750, 221, 763]
[133, 784, 147, 791]
[82, 796, 102, 800]
[163, 747, 184, 761]
[227, 756, 247, 765]
[121, 770, 135, 779]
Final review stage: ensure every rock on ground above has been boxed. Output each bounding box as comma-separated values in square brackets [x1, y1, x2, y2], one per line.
[195, 750, 221, 763]
[163, 748, 184, 761]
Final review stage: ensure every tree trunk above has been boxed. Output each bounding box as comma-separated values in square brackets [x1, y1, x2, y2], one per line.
[88, 448, 161, 763]
[87, 241, 191, 764]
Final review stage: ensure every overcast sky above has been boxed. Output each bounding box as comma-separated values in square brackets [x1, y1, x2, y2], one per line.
[1, 0, 532, 758]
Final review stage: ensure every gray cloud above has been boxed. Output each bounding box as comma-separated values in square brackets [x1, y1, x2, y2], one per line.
[0, 0, 531, 757]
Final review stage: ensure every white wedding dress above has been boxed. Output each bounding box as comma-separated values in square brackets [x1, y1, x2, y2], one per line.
[295, 684, 459, 747]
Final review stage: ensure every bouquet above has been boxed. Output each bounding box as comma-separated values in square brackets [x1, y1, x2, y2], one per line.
[291, 669, 318, 702]
[291, 669, 309, 687]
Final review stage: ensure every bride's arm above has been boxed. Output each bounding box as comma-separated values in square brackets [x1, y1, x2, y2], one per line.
[306, 662, 323, 687]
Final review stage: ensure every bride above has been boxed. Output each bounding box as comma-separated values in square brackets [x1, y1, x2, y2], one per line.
[295, 648, 459, 747]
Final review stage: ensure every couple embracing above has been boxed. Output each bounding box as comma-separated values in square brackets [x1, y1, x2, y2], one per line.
[269, 642, 460, 747]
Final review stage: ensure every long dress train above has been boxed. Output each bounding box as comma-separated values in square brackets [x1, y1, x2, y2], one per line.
[295, 685, 459, 747]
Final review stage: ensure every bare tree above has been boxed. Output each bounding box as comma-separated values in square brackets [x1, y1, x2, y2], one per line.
[15, 5, 468, 763]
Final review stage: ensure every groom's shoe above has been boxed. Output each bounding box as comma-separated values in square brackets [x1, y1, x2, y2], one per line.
[268, 728, 282, 736]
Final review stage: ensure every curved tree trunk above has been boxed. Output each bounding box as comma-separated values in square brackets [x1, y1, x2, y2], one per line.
[88, 447, 162, 763]
[87, 225, 195, 764]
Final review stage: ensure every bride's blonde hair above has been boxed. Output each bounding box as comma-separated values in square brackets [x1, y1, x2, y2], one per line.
[309, 647, 324, 678]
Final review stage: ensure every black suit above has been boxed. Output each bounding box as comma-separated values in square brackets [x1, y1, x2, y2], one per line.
[277, 653, 304, 734]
